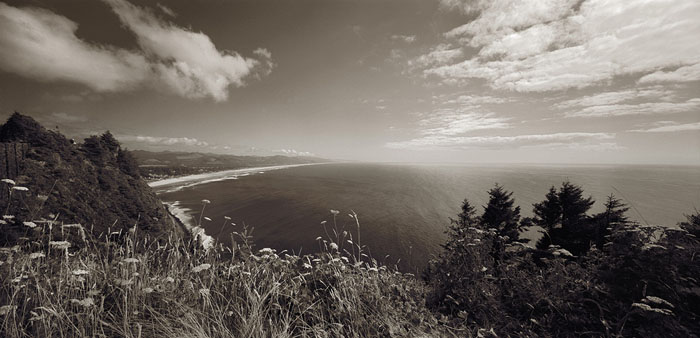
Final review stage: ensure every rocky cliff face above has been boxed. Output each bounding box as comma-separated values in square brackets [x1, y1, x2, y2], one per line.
[0, 113, 183, 245]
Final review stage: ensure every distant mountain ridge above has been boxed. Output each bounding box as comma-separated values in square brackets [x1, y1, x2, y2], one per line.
[0, 113, 183, 245]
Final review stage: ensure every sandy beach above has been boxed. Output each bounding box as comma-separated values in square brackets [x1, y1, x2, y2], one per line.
[148, 163, 325, 192]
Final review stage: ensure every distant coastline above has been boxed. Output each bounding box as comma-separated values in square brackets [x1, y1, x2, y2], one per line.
[148, 162, 329, 191]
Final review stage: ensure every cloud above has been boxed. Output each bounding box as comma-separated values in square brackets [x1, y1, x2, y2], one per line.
[629, 121, 700, 133]
[564, 98, 700, 118]
[386, 132, 616, 150]
[554, 87, 675, 110]
[638, 63, 700, 84]
[391, 34, 416, 43]
[0, 1, 271, 101]
[156, 3, 176, 17]
[104, 0, 270, 101]
[422, 0, 700, 92]
[276, 149, 316, 157]
[0, 2, 149, 92]
[408, 44, 463, 70]
[419, 110, 511, 136]
[117, 134, 209, 147]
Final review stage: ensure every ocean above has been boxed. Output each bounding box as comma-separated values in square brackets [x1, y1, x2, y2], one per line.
[152, 163, 700, 273]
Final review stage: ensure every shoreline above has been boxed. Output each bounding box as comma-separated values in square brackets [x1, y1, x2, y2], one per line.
[148, 163, 328, 192]
[164, 200, 216, 250]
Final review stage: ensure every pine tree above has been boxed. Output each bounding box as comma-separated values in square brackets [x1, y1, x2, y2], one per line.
[592, 194, 629, 248]
[533, 186, 560, 230]
[558, 181, 594, 230]
[481, 184, 521, 242]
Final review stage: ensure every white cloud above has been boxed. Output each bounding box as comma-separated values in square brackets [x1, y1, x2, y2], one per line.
[0, 1, 271, 101]
[419, 110, 511, 136]
[118, 134, 209, 147]
[554, 87, 675, 109]
[0, 2, 149, 92]
[564, 98, 700, 118]
[386, 132, 616, 150]
[423, 0, 700, 92]
[104, 0, 269, 101]
[391, 34, 416, 43]
[629, 121, 700, 133]
[638, 63, 700, 84]
[408, 44, 463, 70]
[276, 149, 316, 157]
[156, 3, 176, 17]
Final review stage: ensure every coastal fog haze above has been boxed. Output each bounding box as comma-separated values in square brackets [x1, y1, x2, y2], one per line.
[0, 0, 699, 337]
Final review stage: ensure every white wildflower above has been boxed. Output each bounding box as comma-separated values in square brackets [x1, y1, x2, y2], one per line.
[71, 269, 89, 276]
[192, 263, 211, 273]
[201, 199, 211, 204]
[320, 220, 327, 225]
[70, 298, 94, 307]
[329, 242, 338, 251]
[2, 215, 14, 220]
[481, 266, 488, 272]
[0, 305, 17, 316]
[11, 186, 28, 192]
[224, 216, 231, 220]
[203, 217, 212, 222]
[1, 179, 16, 185]
[315, 236, 323, 241]
[23, 221, 37, 228]
[29, 252, 45, 259]
[49, 241, 71, 250]
[330, 209, 339, 215]
[258, 248, 275, 255]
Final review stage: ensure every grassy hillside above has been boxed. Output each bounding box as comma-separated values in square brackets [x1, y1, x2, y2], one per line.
[0, 113, 184, 246]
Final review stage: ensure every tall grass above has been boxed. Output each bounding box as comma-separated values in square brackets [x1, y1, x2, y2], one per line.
[0, 206, 454, 337]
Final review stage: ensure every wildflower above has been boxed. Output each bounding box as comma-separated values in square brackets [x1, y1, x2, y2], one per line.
[2, 215, 14, 220]
[192, 263, 211, 273]
[49, 241, 71, 250]
[315, 236, 323, 241]
[203, 217, 212, 222]
[1, 179, 16, 185]
[258, 248, 275, 255]
[122, 258, 140, 264]
[330, 209, 339, 215]
[23, 221, 37, 228]
[11, 186, 28, 191]
[0, 305, 17, 316]
[0, 220, 5, 225]
[224, 216, 231, 220]
[202, 199, 211, 204]
[29, 252, 45, 259]
[329, 242, 338, 251]
[481, 266, 488, 272]
[70, 298, 94, 308]
[72, 269, 89, 276]
[320, 220, 327, 225]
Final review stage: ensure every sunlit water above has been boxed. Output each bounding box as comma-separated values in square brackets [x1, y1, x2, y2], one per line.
[153, 163, 700, 272]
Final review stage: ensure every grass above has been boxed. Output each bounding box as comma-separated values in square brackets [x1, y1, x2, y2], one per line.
[0, 207, 459, 337]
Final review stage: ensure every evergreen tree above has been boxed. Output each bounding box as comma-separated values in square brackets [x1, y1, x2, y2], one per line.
[558, 181, 594, 230]
[481, 184, 521, 242]
[592, 194, 629, 248]
[533, 186, 560, 230]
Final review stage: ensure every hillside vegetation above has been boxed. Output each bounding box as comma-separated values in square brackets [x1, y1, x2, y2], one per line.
[0, 113, 698, 337]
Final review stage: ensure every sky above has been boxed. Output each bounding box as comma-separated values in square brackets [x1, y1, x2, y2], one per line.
[0, 0, 698, 165]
